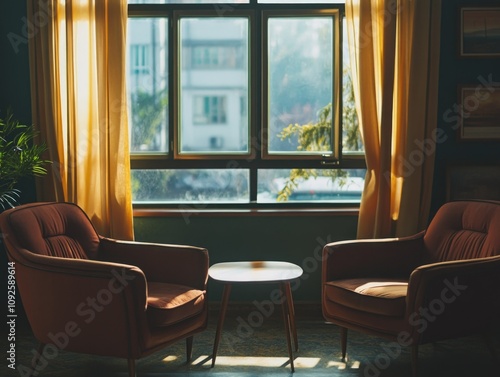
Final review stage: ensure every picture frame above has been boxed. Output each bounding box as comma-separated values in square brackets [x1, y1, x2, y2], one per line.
[457, 84, 500, 140]
[459, 6, 500, 57]
[447, 164, 500, 202]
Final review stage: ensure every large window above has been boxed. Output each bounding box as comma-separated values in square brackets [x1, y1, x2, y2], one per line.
[127, 1, 364, 206]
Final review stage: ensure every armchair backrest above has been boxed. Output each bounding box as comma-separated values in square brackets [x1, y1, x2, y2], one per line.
[0, 202, 100, 260]
[423, 200, 500, 263]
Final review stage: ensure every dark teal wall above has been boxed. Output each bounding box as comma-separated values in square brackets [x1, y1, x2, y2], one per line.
[2, 0, 499, 304]
[430, 0, 500, 215]
[0, 0, 37, 205]
[134, 212, 358, 302]
[0, 2, 31, 118]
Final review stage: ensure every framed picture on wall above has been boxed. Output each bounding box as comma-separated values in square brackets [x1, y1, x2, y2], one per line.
[447, 164, 500, 201]
[459, 7, 500, 57]
[457, 84, 500, 140]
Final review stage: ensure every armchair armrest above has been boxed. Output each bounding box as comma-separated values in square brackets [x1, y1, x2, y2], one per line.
[407, 255, 500, 315]
[99, 238, 209, 290]
[322, 231, 425, 281]
[404, 255, 500, 343]
[13, 249, 148, 357]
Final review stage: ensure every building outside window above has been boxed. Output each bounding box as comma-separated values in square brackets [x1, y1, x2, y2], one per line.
[193, 96, 228, 125]
[189, 45, 245, 69]
[127, 0, 365, 206]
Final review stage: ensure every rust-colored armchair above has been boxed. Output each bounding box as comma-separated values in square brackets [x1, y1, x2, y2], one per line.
[322, 200, 500, 376]
[0, 202, 209, 377]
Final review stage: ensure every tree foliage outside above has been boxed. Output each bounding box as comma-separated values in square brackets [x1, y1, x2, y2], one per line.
[0, 111, 50, 209]
[276, 68, 362, 201]
[342, 67, 362, 153]
[129, 89, 170, 200]
[130, 89, 168, 152]
[131, 169, 173, 202]
[268, 18, 333, 153]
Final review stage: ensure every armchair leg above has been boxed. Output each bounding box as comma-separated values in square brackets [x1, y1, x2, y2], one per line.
[186, 336, 194, 362]
[340, 327, 347, 361]
[128, 358, 136, 377]
[411, 345, 418, 377]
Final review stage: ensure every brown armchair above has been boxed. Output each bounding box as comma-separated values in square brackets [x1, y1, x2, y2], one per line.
[322, 200, 500, 376]
[0, 202, 209, 377]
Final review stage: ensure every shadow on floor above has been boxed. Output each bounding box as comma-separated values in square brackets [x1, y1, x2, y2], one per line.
[6, 307, 500, 377]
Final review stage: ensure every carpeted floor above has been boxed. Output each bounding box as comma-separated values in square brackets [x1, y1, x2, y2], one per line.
[4, 304, 500, 377]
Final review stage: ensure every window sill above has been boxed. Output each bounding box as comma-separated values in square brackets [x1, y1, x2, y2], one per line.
[133, 206, 360, 217]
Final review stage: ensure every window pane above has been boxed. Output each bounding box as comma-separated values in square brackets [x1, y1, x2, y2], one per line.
[342, 18, 364, 154]
[257, 169, 364, 203]
[127, 18, 169, 153]
[267, 17, 334, 155]
[130, 1, 248, 3]
[179, 17, 249, 154]
[132, 169, 250, 203]
[259, 0, 343, 3]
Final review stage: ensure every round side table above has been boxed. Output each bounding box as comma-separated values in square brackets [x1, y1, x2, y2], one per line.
[208, 261, 303, 372]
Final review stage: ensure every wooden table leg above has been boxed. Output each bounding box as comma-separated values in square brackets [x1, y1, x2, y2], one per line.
[211, 283, 232, 367]
[280, 283, 295, 373]
[284, 282, 298, 351]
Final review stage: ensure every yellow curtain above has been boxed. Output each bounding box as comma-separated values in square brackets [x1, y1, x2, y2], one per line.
[28, 0, 134, 240]
[346, 0, 441, 238]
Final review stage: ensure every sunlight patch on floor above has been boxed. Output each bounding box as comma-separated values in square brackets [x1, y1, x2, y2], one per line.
[191, 355, 321, 368]
[194, 356, 288, 367]
[294, 357, 321, 368]
[351, 360, 361, 369]
[326, 360, 360, 369]
[162, 355, 179, 362]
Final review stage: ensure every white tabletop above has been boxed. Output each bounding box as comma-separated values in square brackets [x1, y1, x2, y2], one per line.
[208, 261, 303, 283]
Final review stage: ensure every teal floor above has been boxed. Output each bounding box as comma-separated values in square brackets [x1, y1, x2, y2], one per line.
[4, 306, 500, 377]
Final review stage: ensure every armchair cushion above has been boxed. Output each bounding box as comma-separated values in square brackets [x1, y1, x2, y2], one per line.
[147, 282, 206, 327]
[325, 278, 408, 317]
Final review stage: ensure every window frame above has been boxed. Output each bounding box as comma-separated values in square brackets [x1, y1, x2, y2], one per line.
[173, 9, 254, 160]
[128, 1, 366, 208]
[261, 9, 341, 162]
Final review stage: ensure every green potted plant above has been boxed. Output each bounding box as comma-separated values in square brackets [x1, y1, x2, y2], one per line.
[0, 110, 50, 209]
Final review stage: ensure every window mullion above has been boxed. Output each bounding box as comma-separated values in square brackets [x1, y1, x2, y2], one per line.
[249, 168, 258, 202]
